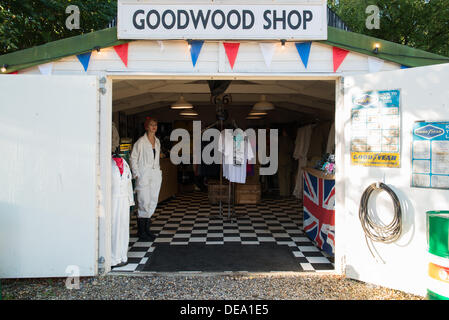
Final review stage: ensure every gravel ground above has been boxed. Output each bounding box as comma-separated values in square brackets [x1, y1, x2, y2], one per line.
[1, 273, 423, 300]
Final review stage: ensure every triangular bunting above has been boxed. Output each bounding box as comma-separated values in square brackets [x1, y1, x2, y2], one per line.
[9, 71, 18, 74]
[259, 43, 276, 68]
[114, 43, 129, 67]
[38, 62, 53, 75]
[295, 42, 312, 68]
[77, 52, 92, 72]
[333, 47, 350, 72]
[223, 42, 240, 69]
[190, 40, 204, 67]
[368, 56, 384, 73]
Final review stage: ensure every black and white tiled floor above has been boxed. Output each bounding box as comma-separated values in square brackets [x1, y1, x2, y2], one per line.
[112, 192, 334, 272]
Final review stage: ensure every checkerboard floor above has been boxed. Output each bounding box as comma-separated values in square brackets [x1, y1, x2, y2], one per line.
[112, 191, 334, 272]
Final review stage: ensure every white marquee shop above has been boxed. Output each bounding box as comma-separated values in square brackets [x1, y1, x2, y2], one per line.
[1, 0, 449, 297]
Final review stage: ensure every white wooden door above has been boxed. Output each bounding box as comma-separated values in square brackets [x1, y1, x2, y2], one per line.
[339, 63, 449, 295]
[0, 75, 99, 278]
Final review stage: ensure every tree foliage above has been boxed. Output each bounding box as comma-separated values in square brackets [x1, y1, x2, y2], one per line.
[0, 0, 117, 55]
[328, 0, 449, 57]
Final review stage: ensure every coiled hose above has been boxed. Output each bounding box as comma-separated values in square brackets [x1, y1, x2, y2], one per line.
[359, 182, 402, 244]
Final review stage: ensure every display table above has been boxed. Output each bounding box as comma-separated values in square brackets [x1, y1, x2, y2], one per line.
[302, 167, 335, 256]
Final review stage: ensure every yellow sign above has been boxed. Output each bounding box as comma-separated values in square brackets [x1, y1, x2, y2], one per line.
[351, 152, 400, 167]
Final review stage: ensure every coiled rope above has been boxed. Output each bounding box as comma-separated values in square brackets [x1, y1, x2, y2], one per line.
[359, 183, 402, 260]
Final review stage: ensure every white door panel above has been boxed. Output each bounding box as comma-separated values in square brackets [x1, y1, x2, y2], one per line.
[341, 63, 449, 295]
[0, 75, 98, 278]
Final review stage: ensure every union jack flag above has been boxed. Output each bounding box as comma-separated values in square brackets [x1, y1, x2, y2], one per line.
[303, 171, 336, 256]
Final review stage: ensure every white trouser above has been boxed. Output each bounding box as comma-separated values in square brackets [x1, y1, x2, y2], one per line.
[111, 195, 130, 266]
[136, 168, 162, 218]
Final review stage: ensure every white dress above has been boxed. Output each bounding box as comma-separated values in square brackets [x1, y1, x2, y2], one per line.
[129, 135, 162, 218]
[111, 158, 134, 266]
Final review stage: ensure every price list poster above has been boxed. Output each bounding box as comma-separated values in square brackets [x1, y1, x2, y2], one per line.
[412, 121, 449, 189]
[350, 90, 401, 168]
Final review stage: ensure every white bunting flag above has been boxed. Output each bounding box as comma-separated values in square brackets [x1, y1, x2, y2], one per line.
[38, 62, 53, 75]
[259, 42, 276, 68]
[368, 56, 384, 73]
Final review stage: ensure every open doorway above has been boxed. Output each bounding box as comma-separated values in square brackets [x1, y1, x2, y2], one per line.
[109, 78, 336, 273]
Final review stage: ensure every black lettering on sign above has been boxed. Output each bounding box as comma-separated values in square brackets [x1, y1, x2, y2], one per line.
[263, 10, 272, 30]
[147, 10, 160, 29]
[177, 10, 189, 29]
[227, 10, 241, 30]
[211, 10, 226, 29]
[242, 10, 255, 29]
[303, 10, 313, 29]
[190, 10, 211, 29]
[273, 10, 286, 30]
[287, 10, 301, 29]
[162, 10, 176, 29]
[133, 10, 145, 30]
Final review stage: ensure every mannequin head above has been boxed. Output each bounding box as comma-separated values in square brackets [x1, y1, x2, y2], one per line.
[145, 117, 158, 135]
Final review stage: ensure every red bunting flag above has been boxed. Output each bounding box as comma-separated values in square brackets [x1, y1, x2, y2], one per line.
[333, 47, 349, 72]
[114, 43, 129, 67]
[9, 71, 18, 74]
[223, 42, 240, 69]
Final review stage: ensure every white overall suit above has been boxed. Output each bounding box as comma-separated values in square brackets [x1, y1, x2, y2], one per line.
[130, 134, 162, 219]
[111, 158, 135, 266]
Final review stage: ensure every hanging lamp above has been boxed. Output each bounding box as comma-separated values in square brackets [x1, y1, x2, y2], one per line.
[252, 95, 274, 111]
[171, 95, 194, 109]
[179, 110, 199, 117]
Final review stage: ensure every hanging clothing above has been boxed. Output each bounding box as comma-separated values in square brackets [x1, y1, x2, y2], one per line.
[278, 134, 294, 197]
[218, 130, 255, 184]
[307, 122, 332, 159]
[130, 134, 162, 218]
[112, 122, 120, 153]
[293, 125, 313, 198]
[111, 158, 134, 266]
[113, 157, 124, 175]
[326, 122, 335, 154]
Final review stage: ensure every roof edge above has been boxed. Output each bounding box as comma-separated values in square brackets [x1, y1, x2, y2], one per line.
[0, 27, 130, 73]
[322, 27, 449, 67]
[1, 26, 448, 73]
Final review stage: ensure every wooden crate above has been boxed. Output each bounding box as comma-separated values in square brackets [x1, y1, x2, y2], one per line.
[235, 182, 261, 204]
[208, 180, 232, 204]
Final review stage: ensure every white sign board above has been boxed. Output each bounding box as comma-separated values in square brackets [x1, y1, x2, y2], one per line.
[118, 0, 328, 40]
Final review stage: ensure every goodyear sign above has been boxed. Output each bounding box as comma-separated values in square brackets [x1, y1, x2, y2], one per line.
[350, 89, 401, 168]
[351, 152, 400, 167]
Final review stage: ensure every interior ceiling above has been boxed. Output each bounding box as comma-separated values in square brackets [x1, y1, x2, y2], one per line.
[112, 80, 335, 123]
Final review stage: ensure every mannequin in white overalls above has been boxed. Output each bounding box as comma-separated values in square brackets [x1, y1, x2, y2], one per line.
[130, 117, 162, 241]
[111, 155, 134, 267]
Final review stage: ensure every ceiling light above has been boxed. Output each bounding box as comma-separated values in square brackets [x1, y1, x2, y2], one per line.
[171, 95, 194, 109]
[249, 111, 268, 116]
[246, 116, 262, 120]
[253, 95, 274, 111]
[179, 110, 198, 116]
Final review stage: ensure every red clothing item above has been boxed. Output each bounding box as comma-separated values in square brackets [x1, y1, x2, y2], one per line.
[113, 157, 124, 176]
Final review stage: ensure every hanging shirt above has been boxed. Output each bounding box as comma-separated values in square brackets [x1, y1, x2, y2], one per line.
[218, 130, 254, 183]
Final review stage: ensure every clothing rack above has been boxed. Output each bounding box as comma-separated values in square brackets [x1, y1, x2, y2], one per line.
[222, 120, 246, 222]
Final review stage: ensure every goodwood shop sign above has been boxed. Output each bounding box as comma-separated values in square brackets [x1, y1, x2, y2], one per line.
[118, 0, 328, 40]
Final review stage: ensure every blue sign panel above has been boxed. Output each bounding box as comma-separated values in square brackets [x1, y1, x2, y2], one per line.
[412, 121, 449, 189]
